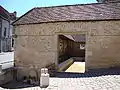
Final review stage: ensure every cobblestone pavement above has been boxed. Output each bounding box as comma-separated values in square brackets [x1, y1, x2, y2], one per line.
[1, 68, 120, 90]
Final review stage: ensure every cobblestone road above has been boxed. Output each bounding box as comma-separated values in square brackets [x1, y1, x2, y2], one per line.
[1, 68, 120, 90]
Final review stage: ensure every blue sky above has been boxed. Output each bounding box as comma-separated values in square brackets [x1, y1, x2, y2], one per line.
[0, 0, 97, 17]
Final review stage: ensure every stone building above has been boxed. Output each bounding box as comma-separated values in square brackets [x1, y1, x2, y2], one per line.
[13, 0, 120, 78]
[0, 6, 16, 52]
[0, 6, 16, 84]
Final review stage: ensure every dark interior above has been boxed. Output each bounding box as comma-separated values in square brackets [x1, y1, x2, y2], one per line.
[58, 35, 85, 64]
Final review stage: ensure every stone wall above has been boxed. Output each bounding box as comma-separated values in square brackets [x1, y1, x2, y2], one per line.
[72, 42, 85, 57]
[58, 36, 68, 57]
[14, 20, 120, 78]
[0, 70, 14, 85]
[58, 36, 85, 58]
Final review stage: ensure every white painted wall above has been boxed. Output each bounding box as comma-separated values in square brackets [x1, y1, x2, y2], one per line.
[1, 19, 12, 52]
[10, 20, 13, 36]
[0, 52, 14, 70]
[2, 19, 9, 38]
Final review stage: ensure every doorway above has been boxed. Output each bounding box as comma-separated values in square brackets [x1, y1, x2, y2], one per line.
[57, 34, 86, 73]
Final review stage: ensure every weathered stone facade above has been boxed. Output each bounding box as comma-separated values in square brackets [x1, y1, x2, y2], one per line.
[14, 20, 120, 78]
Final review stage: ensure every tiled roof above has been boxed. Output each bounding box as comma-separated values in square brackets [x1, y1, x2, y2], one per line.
[10, 12, 17, 21]
[97, 0, 120, 3]
[72, 35, 85, 42]
[13, 3, 120, 25]
[0, 6, 16, 21]
[63, 35, 85, 42]
[0, 6, 10, 20]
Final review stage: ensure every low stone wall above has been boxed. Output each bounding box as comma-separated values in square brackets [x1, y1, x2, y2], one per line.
[58, 58, 74, 71]
[0, 69, 14, 85]
[72, 57, 85, 62]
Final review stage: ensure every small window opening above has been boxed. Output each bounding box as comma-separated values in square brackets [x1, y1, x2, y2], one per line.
[4, 27, 7, 37]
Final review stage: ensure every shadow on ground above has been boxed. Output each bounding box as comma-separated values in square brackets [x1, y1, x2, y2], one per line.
[0, 80, 39, 89]
[56, 68, 120, 78]
[1, 68, 120, 89]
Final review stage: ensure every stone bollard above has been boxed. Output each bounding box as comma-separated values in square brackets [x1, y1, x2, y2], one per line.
[40, 68, 49, 88]
[44, 68, 48, 74]
[41, 68, 45, 74]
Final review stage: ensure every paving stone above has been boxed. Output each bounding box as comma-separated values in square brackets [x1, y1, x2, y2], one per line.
[1, 68, 120, 90]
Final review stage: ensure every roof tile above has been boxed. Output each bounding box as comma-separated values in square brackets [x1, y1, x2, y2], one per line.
[13, 3, 120, 25]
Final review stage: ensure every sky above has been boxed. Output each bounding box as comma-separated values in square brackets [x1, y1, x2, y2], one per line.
[0, 0, 97, 17]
